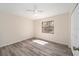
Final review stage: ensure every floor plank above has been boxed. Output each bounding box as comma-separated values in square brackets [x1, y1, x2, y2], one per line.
[0, 38, 73, 56]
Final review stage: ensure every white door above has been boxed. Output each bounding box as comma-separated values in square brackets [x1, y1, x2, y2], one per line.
[71, 4, 79, 56]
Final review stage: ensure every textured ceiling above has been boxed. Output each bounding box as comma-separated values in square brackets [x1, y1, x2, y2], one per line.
[0, 3, 76, 20]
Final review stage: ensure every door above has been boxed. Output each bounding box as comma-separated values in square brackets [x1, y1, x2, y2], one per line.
[71, 4, 79, 56]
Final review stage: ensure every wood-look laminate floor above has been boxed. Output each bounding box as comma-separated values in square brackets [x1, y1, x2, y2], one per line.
[0, 38, 73, 56]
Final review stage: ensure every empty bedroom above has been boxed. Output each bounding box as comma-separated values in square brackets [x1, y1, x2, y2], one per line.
[0, 3, 79, 56]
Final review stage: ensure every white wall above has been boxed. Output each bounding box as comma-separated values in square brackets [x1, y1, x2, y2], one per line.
[34, 13, 70, 46]
[0, 12, 34, 47]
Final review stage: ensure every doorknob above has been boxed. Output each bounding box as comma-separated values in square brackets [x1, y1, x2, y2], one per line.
[73, 46, 79, 51]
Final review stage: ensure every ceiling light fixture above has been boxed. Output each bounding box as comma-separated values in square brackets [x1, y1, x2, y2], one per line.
[26, 4, 43, 14]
